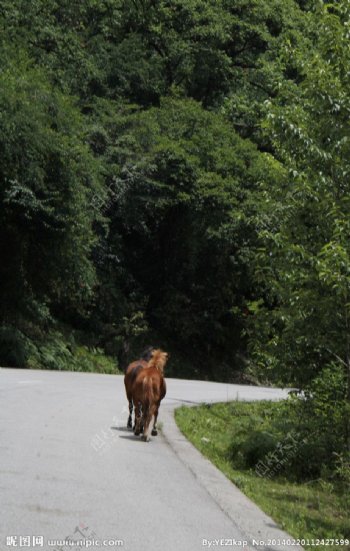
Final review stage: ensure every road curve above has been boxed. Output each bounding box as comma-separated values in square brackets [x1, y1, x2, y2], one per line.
[0, 368, 299, 551]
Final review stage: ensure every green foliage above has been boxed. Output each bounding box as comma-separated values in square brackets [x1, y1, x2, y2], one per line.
[0, 324, 119, 373]
[0, 326, 38, 367]
[247, 2, 350, 388]
[0, 46, 100, 333]
[1, 0, 349, 418]
[88, 96, 275, 372]
[27, 331, 119, 374]
[227, 366, 349, 482]
[286, 364, 350, 480]
[233, 430, 279, 469]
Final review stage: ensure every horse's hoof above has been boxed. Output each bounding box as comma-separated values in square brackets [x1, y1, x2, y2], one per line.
[151, 429, 158, 436]
[142, 434, 150, 442]
[134, 430, 140, 436]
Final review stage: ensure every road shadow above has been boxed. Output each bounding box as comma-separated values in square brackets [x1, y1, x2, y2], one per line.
[110, 425, 130, 432]
[111, 425, 149, 442]
[118, 434, 145, 442]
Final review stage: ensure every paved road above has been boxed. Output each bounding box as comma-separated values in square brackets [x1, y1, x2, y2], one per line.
[0, 368, 291, 551]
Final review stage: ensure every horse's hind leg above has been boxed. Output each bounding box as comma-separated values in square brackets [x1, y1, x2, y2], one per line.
[134, 402, 142, 436]
[127, 399, 133, 429]
[140, 406, 144, 434]
[151, 401, 161, 436]
[142, 405, 152, 442]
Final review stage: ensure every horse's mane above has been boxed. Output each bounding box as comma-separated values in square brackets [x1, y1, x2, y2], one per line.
[148, 349, 168, 373]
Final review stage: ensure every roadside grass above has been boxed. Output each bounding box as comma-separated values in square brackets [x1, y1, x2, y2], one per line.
[175, 401, 350, 551]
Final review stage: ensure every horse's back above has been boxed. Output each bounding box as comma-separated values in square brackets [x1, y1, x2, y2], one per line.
[125, 359, 147, 376]
[124, 360, 149, 400]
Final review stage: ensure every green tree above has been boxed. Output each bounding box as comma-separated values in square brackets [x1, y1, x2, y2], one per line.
[248, 2, 350, 393]
[89, 97, 277, 376]
[0, 47, 100, 362]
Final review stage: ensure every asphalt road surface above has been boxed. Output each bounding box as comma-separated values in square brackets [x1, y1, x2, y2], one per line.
[0, 368, 291, 551]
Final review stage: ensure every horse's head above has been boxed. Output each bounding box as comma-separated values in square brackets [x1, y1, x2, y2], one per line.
[148, 349, 168, 374]
[140, 346, 154, 361]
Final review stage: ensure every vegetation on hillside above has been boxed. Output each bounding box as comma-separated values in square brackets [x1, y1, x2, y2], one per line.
[0, 0, 349, 482]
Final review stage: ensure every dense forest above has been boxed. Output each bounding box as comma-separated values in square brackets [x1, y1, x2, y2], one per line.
[0, 0, 349, 390]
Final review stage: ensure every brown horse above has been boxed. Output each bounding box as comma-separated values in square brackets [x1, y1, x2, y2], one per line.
[124, 347, 154, 429]
[132, 349, 168, 442]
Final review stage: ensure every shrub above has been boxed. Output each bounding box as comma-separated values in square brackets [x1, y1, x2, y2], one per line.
[0, 325, 37, 367]
[231, 364, 350, 483]
[0, 325, 119, 374]
[285, 364, 350, 480]
[235, 430, 279, 468]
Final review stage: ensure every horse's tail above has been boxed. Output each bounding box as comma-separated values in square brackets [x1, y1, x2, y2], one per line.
[142, 375, 153, 412]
